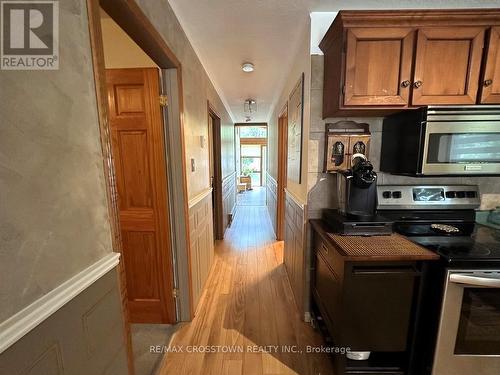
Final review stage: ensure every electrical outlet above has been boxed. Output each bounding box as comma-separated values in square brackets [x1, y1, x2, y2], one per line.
[190, 158, 196, 172]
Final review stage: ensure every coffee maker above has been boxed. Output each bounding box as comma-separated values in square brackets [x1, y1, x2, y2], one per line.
[323, 154, 393, 235]
[337, 154, 378, 220]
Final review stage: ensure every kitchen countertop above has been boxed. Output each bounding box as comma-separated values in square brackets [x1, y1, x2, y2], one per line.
[310, 219, 439, 262]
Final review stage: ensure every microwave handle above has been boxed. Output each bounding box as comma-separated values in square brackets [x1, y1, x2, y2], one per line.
[450, 273, 500, 288]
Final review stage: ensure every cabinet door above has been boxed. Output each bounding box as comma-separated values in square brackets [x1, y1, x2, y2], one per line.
[326, 135, 350, 171]
[348, 135, 370, 158]
[480, 27, 500, 103]
[344, 28, 414, 106]
[412, 27, 485, 105]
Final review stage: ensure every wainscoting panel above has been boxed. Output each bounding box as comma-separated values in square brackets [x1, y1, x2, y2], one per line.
[222, 172, 236, 231]
[189, 189, 215, 310]
[283, 190, 307, 319]
[266, 173, 278, 236]
[0, 268, 126, 375]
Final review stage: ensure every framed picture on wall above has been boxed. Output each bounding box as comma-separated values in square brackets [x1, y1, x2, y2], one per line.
[287, 73, 304, 183]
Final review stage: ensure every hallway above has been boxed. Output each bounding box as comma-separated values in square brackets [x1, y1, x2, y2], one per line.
[236, 187, 267, 206]
[158, 206, 333, 374]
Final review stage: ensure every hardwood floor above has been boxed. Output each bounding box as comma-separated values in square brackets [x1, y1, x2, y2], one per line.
[157, 206, 333, 375]
[236, 186, 266, 206]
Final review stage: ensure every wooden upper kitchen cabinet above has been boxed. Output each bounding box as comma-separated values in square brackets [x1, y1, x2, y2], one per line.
[344, 28, 414, 106]
[412, 27, 485, 105]
[320, 10, 500, 117]
[481, 27, 500, 103]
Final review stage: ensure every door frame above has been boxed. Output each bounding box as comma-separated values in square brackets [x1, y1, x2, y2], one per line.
[277, 103, 288, 241]
[86, 0, 192, 373]
[239, 138, 267, 186]
[207, 101, 224, 240]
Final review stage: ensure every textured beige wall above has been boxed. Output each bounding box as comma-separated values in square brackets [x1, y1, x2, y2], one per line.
[268, 21, 311, 204]
[0, 0, 114, 322]
[135, 0, 235, 200]
[0, 269, 126, 374]
[100, 13, 157, 69]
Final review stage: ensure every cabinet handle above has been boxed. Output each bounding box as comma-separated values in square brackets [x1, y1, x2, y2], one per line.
[413, 81, 423, 89]
[401, 80, 411, 88]
[484, 79, 493, 87]
[321, 244, 328, 254]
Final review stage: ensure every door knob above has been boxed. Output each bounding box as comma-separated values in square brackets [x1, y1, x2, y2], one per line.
[413, 81, 423, 89]
[401, 80, 411, 88]
[484, 79, 493, 87]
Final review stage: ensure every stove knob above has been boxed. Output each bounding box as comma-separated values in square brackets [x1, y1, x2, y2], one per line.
[466, 191, 477, 198]
[382, 191, 392, 199]
[445, 191, 456, 198]
[392, 191, 402, 199]
[456, 191, 466, 198]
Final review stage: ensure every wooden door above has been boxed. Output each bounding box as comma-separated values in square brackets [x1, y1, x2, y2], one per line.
[106, 68, 175, 323]
[412, 27, 485, 105]
[344, 28, 414, 106]
[208, 105, 223, 240]
[277, 105, 288, 241]
[480, 27, 500, 103]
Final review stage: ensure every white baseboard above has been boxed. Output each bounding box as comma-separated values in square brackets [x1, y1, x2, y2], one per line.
[0, 252, 120, 354]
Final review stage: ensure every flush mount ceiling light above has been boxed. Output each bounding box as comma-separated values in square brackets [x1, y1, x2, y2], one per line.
[241, 62, 255, 72]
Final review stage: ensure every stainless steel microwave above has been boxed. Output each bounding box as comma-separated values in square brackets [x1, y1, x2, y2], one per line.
[380, 106, 500, 176]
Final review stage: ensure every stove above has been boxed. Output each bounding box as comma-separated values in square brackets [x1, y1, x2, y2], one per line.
[377, 185, 500, 266]
[378, 185, 500, 375]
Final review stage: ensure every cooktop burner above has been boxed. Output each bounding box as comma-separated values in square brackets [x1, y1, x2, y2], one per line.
[397, 226, 500, 263]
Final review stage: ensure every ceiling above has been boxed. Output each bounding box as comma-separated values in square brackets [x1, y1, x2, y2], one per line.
[168, 0, 500, 123]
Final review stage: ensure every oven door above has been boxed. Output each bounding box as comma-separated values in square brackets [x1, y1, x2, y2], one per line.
[432, 270, 500, 375]
[421, 121, 500, 175]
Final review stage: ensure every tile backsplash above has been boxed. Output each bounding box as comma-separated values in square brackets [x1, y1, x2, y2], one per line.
[307, 54, 500, 218]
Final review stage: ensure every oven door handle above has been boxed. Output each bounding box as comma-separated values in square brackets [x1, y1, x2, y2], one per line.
[449, 273, 500, 288]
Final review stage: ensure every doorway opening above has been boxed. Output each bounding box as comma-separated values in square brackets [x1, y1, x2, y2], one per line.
[235, 124, 267, 206]
[87, 1, 192, 373]
[276, 104, 288, 241]
[207, 103, 224, 240]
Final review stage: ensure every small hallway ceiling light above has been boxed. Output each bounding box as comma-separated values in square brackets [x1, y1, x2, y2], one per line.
[241, 62, 255, 72]
[244, 99, 257, 115]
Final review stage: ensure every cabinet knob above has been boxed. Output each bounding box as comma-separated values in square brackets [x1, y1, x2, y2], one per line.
[484, 79, 493, 87]
[401, 80, 411, 88]
[413, 81, 423, 89]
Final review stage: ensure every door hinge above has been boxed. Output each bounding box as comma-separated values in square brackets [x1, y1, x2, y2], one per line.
[172, 288, 179, 299]
[159, 94, 168, 107]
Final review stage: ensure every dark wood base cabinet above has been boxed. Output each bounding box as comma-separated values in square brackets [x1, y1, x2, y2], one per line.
[311, 223, 436, 375]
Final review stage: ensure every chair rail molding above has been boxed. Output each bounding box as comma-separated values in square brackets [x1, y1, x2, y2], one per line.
[0, 253, 120, 354]
[188, 187, 213, 209]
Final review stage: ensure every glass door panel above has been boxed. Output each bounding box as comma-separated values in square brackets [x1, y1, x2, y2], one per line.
[455, 288, 500, 355]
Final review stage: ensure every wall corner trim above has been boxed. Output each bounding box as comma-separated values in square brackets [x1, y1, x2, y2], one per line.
[0, 252, 121, 354]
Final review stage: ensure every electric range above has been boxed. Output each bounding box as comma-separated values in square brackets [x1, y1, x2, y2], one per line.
[377, 185, 500, 375]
